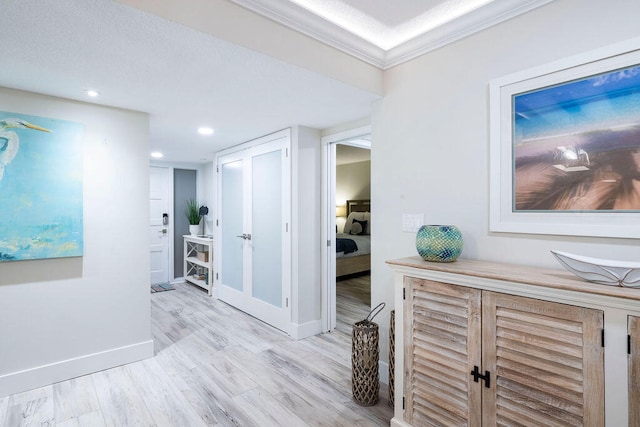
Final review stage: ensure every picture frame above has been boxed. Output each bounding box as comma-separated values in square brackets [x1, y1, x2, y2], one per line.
[0, 111, 83, 261]
[489, 37, 640, 239]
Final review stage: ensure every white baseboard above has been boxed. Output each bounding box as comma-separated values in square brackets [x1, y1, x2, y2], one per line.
[391, 417, 411, 427]
[0, 340, 154, 398]
[290, 319, 323, 340]
[379, 360, 389, 385]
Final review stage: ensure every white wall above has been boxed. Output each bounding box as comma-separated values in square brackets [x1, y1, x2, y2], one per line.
[336, 160, 371, 232]
[372, 0, 640, 366]
[291, 126, 323, 337]
[117, 0, 383, 96]
[0, 87, 152, 397]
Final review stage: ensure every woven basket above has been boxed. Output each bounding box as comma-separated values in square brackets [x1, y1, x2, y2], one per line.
[389, 309, 395, 408]
[352, 302, 385, 406]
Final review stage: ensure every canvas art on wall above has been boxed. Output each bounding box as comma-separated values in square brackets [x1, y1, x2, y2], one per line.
[0, 111, 83, 261]
[490, 37, 640, 238]
[513, 64, 640, 212]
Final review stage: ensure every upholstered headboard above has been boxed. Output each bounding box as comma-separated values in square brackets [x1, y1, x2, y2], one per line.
[346, 199, 371, 216]
[343, 200, 371, 235]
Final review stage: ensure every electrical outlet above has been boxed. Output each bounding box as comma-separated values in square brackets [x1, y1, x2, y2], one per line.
[402, 214, 424, 232]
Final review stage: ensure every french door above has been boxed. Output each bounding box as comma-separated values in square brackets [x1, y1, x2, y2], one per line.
[216, 133, 291, 333]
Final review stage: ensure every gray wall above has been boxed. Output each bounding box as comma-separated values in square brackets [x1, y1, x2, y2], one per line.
[174, 168, 197, 277]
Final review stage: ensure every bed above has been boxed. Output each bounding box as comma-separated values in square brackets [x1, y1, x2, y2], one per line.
[336, 199, 371, 277]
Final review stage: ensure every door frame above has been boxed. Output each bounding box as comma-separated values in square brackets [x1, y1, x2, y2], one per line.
[150, 162, 207, 283]
[320, 125, 371, 332]
[215, 129, 292, 334]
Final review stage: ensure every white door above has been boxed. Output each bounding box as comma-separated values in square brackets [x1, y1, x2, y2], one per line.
[216, 134, 291, 333]
[150, 166, 170, 284]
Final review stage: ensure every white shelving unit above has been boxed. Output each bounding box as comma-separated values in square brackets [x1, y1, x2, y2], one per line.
[183, 235, 214, 296]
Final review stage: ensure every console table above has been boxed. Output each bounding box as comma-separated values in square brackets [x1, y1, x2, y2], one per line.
[387, 256, 640, 427]
[183, 235, 214, 296]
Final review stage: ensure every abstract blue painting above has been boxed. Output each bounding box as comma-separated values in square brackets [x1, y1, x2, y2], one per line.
[0, 111, 83, 262]
[513, 64, 640, 211]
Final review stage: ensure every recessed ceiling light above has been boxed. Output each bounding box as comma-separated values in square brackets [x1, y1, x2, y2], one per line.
[198, 127, 214, 135]
[85, 89, 100, 97]
[150, 151, 164, 159]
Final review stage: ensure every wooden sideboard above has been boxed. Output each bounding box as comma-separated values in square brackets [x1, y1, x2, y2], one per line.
[387, 256, 640, 427]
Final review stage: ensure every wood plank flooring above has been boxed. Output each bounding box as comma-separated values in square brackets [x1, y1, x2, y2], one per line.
[0, 275, 391, 426]
[336, 274, 372, 331]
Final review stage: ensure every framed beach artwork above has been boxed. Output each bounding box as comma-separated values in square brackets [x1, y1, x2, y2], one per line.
[490, 37, 640, 238]
[0, 111, 83, 261]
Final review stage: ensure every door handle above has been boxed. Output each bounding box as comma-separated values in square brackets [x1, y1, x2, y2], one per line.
[236, 233, 252, 240]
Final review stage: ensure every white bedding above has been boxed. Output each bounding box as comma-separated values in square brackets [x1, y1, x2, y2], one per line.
[336, 233, 371, 259]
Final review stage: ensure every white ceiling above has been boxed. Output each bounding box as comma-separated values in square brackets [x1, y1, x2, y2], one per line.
[0, 0, 379, 163]
[0, 0, 552, 164]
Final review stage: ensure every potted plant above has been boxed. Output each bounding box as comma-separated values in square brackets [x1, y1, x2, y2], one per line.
[186, 198, 201, 236]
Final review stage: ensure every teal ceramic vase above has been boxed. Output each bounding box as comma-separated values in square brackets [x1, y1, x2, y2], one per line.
[416, 225, 463, 262]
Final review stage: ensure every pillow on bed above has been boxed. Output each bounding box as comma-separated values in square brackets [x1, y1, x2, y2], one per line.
[344, 212, 371, 235]
[350, 219, 367, 235]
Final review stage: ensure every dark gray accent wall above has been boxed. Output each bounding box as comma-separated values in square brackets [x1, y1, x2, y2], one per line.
[174, 169, 197, 278]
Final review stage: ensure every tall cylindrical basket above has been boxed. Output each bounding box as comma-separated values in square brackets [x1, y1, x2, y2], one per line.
[352, 302, 385, 406]
[389, 309, 395, 408]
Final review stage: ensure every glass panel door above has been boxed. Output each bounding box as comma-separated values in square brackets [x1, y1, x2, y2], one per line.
[251, 150, 282, 307]
[221, 159, 243, 291]
[216, 131, 291, 334]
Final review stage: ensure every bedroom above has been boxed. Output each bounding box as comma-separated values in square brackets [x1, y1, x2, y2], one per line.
[334, 144, 371, 329]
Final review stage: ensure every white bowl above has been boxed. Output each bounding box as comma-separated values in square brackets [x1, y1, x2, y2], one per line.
[551, 250, 640, 288]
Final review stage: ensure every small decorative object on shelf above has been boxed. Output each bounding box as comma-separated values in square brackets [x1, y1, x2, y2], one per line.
[416, 225, 463, 262]
[551, 250, 640, 287]
[186, 198, 202, 236]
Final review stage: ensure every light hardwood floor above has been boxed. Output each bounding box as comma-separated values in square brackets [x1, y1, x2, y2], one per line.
[336, 274, 372, 332]
[0, 275, 391, 426]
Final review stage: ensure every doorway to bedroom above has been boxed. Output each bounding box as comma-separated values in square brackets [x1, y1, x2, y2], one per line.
[321, 126, 371, 332]
[335, 151, 371, 332]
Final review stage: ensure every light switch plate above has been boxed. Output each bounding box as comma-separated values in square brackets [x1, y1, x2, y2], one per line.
[402, 214, 424, 233]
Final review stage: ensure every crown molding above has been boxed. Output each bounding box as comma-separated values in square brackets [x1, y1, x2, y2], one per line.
[384, 0, 555, 69]
[230, 0, 555, 70]
[230, 0, 387, 68]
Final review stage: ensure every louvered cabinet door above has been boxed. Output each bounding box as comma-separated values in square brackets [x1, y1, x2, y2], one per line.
[630, 316, 640, 427]
[404, 277, 482, 426]
[482, 292, 604, 427]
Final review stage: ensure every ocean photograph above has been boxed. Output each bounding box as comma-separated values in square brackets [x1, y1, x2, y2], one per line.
[513, 63, 640, 211]
[0, 111, 83, 261]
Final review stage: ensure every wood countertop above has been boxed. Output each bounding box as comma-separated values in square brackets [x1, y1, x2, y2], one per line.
[387, 256, 640, 302]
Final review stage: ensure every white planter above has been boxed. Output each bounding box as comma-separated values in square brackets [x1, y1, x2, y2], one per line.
[189, 224, 199, 236]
